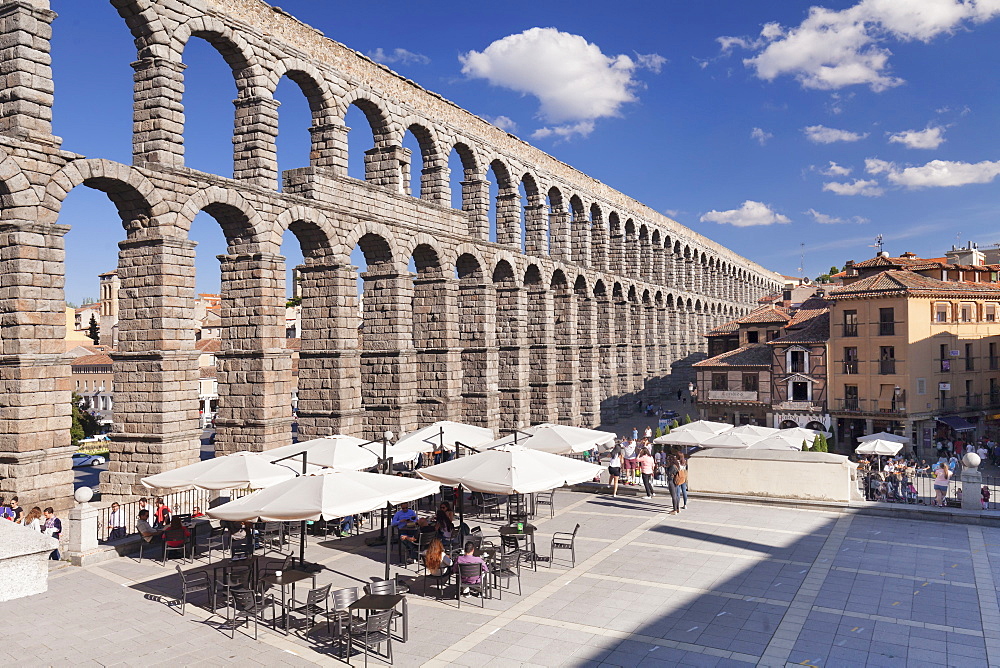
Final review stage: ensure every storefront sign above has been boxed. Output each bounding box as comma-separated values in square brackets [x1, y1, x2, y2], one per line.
[938, 382, 951, 391]
[708, 390, 758, 401]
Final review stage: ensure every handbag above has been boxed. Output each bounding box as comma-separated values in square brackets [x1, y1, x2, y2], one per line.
[674, 469, 687, 486]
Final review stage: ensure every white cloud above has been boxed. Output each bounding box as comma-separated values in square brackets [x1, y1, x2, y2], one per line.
[888, 159, 1000, 187]
[636, 53, 668, 73]
[664, 209, 683, 218]
[751, 127, 773, 145]
[888, 125, 946, 149]
[865, 157, 894, 174]
[531, 121, 595, 140]
[822, 179, 884, 196]
[804, 125, 868, 144]
[804, 208, 869, 224]
[487, 115, 518, 132]
[367, 47, 430, 65]
[460, 28, 663, 137]
[820, 161, 853, 177]
[720, 0, 1000, 91]
[700, 200, 791, 227]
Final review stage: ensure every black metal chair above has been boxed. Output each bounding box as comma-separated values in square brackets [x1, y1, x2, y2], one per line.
[175, 564, 213, 615]
[549, 523, 580, 569]
[535, 490, 555, 519]
[227, 588, 276, 640]
[456, 562, 490, 608]
[289, 582, 332, 636]
[259, 521, 284, 554]
[202, 525, 229, 563]
[162, 528, 190, 565]
[477, 494, 502, 520]
[493, 550, 522, 599]
[364, 579, 406, 635]
[346, 609, 393, 667]
[330, 586, 363, 651]
[136, 535, 161, 563]
[421, 553, 453, 601]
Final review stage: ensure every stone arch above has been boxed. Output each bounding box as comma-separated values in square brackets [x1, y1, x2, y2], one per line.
[399, 119, 443, 199]
[176, 186, 263, 248]
[492, 258, 517, 285]
[520, 172, 545, 254]
[590, 202, 608, 271]
[334, 90, 394, 147]
[110, 0, 170, 55]
[41, 159, 168, 230]
[171, 15, 256, 73]
[268, 58, 334, 117]
[487, 158, 519, 247]
[0, 149, 40, 216]
[271, 206, 336, 256]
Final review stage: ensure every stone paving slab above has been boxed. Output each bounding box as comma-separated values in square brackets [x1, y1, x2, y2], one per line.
[4, 491, 1000, 667]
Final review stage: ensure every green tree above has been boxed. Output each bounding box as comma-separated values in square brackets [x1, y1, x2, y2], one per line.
[802, 439, 809, 451]
[71, 393, 100, 447]
[286, 295, 302, 308]
[683, 414, 692, 424]
[654, 427, 663, 439]
[817, 433, 829, 452]
[86, 314, 100, 344]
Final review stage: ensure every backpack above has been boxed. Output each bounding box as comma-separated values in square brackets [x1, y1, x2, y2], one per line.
[674, 468, 688, 486]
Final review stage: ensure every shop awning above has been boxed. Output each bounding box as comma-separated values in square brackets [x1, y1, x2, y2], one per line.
[936, 415, 976, 432]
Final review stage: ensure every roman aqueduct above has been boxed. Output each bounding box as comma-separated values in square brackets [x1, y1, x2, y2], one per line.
[0, 0, 781, 506]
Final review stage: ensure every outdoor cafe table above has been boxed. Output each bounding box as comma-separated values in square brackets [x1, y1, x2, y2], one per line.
[499, 523, 538, 569]
[350, 593, 407, 643]
[260, 569, 316, 635]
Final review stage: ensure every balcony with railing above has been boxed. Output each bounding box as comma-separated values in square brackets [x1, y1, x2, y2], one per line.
[842, 360, 858, 375]
[878, 359, 896, 375]
[833, 398, 863, 413]
[843, 324, 858, 337]
[991, 357, 999, 371]
[879, 322, 896, 336]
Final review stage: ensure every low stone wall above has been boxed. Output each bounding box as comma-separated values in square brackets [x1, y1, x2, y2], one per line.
[688, 449, 860, 503]
[0, 521, 58, 602]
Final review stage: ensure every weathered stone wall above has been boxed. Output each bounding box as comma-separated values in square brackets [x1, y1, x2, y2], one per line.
[0, 0, 782, 508]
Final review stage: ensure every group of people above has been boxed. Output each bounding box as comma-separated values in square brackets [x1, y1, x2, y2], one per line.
[857, 454, 993, 509]
[605, 432, 690, 515]
[1, 496, 64, 560]
[934, 436, 998, 464]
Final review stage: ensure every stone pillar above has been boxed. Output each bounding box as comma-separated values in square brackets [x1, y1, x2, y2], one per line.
[640, 240, 652, 282]
[420, 162, 450, 206]
[495, 190, 521, 248]
[523, 202, 547, 256]
[576, 290, 599, 427]
[359, 268, 418, 438]
[608, 230, 623, 273]
[102, 233, 201, 499]
[553, 286, 579, 425]
[0, 0, 57, 143]
[0, 221, 74, 511]
[548, 204, 570, 262]
[497, 283, 529, 433]
[528, 282, 556, 424]
[295, 262, 362, 439]
[66, 499, 100, 566]
[412, 273, 461, 423]
[131, 57, 185, 167]
[624, 233, 638, 278]
[461, 179, 490, 241]
[214, 253, 294, 455]
[232, 95, 280, 188]
[674, 253, 685, 291]
[572, 209, 591, 267]
[309, 122, 348, 174]
[615, 297, 633, 420]
[457, 277, 499, 429]
[632, 301, 647, 401]
[650, 243, 663, 285]
[597, 294, 618, 425]
[961, 454, 983, 511]
[645, 303, 659, 400]
[364, 145, 405, 192]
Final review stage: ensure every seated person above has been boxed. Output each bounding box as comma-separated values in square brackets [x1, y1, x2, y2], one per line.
[435, 501, 455, 545]
[339, 515, 355, 537]
[163, 516, 191, 549]
[399, 517, 435, 561]
[390, 502, 417, 530]
[136, 509, 162, 543]
[423, 537, 453, 576]
[455, 540, 489, 595]
[190, 506, 205, 519]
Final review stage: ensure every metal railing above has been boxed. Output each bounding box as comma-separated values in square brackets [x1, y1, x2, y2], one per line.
[96, 487, 253, 542]
[859, 468, 1000, 511]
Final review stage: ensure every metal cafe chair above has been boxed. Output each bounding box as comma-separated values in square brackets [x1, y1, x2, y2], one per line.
[346, 609, 394, 667]
[549, 523, 581, 569]
[175, 564, 214, 615]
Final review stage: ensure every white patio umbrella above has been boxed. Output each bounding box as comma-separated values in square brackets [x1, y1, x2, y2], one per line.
[265, 436, 378, 471]
[392, 420, 496, 455]
[857, 431, 910, 445]
[661, 420, 732, 436]
[478, 423, 616, 455]
[751, 428, 830, 451]
[699, 429, 767, 449]
[208, 469, 440, 577]
[654, 428, 727, 447]
[416, 445, 603, 494]
[726, 425, 780, 439]
[207, 469, 440, 522]
[855, 439, 903, 456]
[359, 441, 421, 464]
[140, 451, 313, 491]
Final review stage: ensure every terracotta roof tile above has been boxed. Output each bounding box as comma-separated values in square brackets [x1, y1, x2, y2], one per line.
[196, 338, 221, 352]
[734, 306, 792, 324]
[770, 311, 830, 344]
[72, 353, 113, 366]
[830, 270, 1000, 298]
[693, 344, 771, 368]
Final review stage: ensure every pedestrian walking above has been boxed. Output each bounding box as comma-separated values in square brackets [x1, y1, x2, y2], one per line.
[637, 447, 656, 499]
[676, 453, 689, 509]
[932, 464, 951, 507]
[608, 443, 622, 497]
[667, 456, 682, 514]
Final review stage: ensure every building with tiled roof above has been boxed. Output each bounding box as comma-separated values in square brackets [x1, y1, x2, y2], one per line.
[694, 291, 833, 431]
[828, 252, 1000, 457]
[72, 352, 114, 424]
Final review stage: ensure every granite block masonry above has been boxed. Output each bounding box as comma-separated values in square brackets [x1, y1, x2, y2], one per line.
[0, 0, 782, 510]
[0, 520, 59, 602]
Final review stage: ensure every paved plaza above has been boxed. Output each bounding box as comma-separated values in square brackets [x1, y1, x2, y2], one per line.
[4, 492, 1000, 667]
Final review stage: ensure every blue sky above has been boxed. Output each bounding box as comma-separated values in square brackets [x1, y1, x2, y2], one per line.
[51, 0, 1000, 304]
